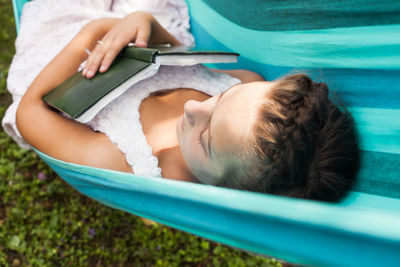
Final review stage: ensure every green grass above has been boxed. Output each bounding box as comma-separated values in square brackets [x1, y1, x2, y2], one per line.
[0, 0, 285, 266]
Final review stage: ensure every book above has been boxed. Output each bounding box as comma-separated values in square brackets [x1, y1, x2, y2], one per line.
[43, 45, 239, 123]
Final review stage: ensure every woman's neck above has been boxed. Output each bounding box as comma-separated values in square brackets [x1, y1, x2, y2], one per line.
[156, 145, 199, 182]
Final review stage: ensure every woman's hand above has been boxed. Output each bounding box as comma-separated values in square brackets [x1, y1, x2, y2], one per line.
[82, 11, 153, 78]
[82, 11, 181, 79]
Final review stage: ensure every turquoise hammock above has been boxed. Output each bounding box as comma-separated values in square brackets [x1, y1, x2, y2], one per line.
[12, 0, 400, 266]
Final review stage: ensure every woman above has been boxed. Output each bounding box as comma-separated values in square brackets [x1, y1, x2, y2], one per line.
[16, 11, 359, 202]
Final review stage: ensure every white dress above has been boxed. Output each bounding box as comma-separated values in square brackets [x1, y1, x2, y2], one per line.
[2, 0, 241, 177]
[3, 0, 195, 148]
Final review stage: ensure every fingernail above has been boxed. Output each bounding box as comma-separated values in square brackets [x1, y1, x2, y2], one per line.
[100, 66, 106, 72]
[136, 41, 147, 47]
[87, 70, 93, 77]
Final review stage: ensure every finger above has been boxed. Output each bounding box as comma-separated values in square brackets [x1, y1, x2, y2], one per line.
[135, 23, 151, 47]
[98, 36, 128, 72]
[99, 48, 120, 73]
[82, 46, 99, 76]
[84, 44, 106, 78]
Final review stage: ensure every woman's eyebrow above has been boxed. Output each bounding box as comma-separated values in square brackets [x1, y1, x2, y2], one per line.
[207, 90, 228, 158]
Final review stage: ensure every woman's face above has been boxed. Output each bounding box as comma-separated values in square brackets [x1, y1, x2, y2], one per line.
[176, 81, 274, 184]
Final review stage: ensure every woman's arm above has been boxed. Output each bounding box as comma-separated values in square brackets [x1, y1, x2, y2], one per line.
[19, 19, 119, 101]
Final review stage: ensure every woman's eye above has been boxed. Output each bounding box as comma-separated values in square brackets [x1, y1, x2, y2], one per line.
[198, 128, 210, 156]
[198, 128, 208, 149]
[198, 131, 203, 145]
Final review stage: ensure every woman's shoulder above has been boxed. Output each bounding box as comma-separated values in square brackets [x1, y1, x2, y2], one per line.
[209, 69, 265, 83]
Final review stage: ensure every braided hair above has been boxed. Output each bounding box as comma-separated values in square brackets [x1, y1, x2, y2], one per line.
[216, 73, 360, 202]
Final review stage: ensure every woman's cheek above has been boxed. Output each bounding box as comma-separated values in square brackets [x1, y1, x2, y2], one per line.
[181, 134, 194, 159]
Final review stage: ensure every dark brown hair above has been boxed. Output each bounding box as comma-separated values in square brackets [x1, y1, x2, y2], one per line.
[216, 73, 360, 202]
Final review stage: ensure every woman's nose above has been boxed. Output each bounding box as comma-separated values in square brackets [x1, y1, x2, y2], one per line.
[184, 100, 212, 127]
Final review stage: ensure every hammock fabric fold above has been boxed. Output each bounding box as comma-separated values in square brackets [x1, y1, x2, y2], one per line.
[11, 0, 400, 266]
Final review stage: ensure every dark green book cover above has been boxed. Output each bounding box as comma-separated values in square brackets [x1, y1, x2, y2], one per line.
[43, 57, 153, 122]
[43, 46, 239, 123]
